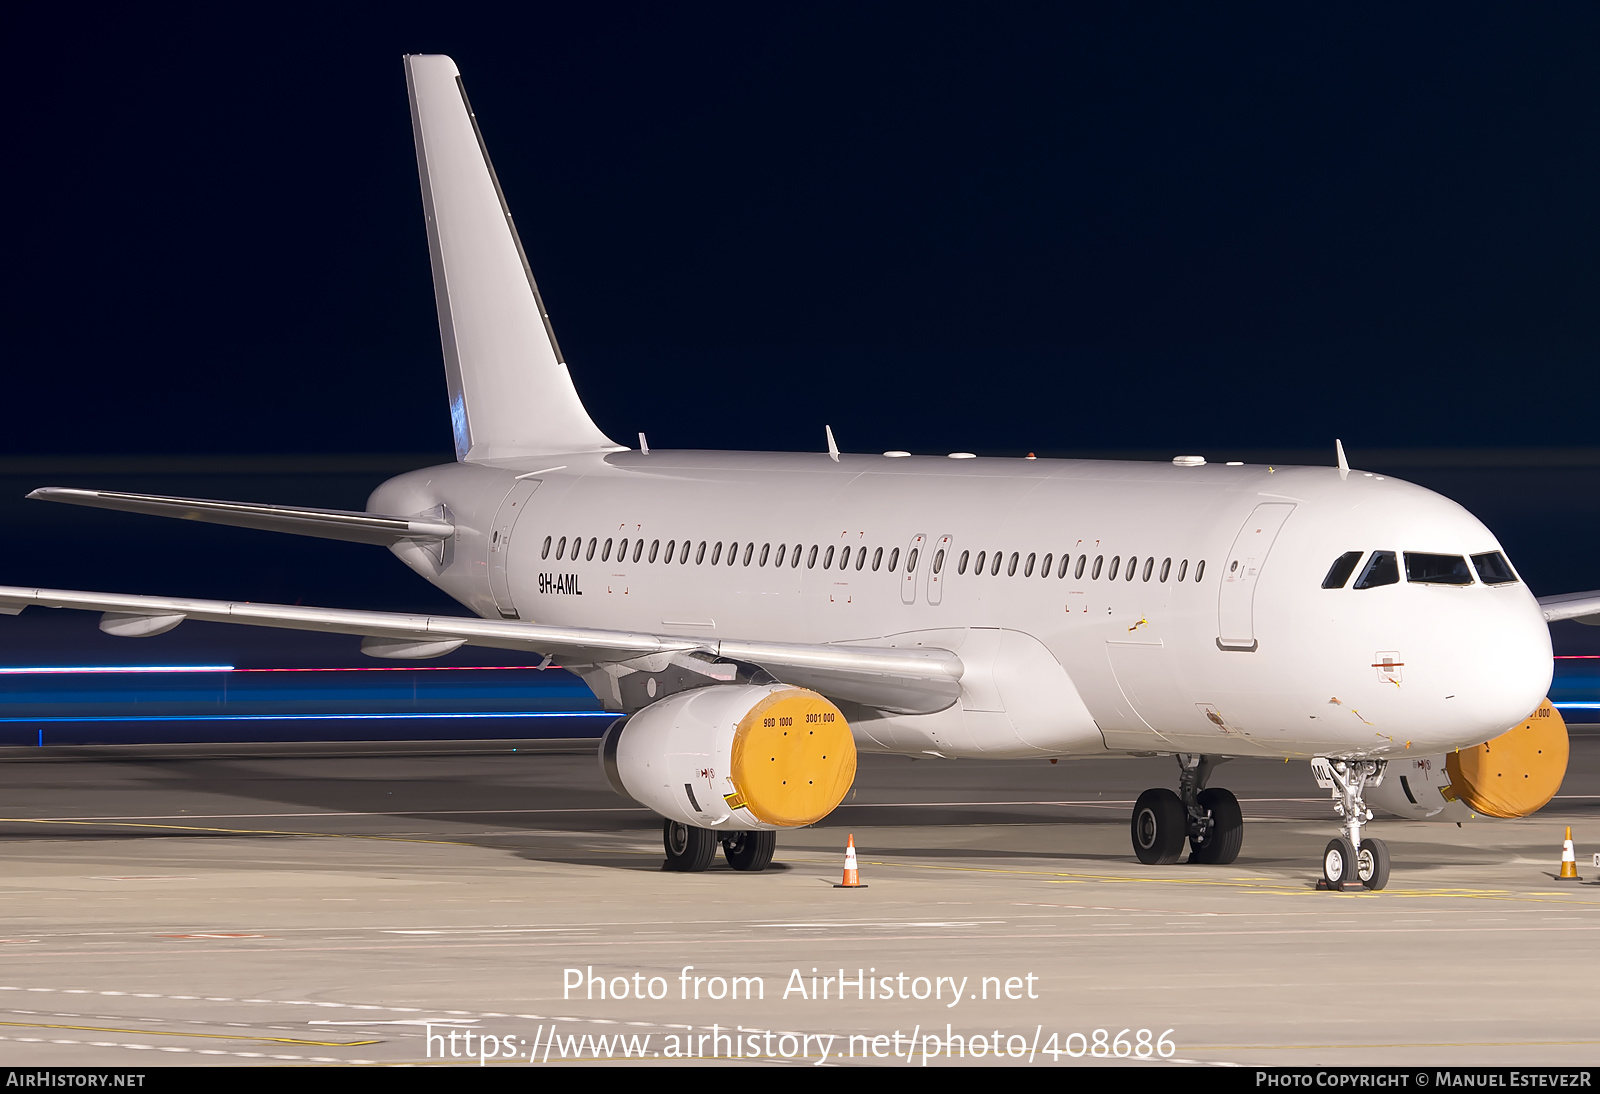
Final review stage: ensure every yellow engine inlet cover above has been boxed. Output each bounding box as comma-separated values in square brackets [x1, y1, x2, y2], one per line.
[1445, 698, 1569, 819]
[729, 689, 857, 827]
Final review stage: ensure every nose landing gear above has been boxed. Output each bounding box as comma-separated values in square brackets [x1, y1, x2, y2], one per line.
[1311, 758, 1391, 890]
[1129, 754, 1243, 865]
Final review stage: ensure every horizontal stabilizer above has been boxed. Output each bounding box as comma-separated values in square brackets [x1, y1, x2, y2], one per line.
[1539, 590, 1600, 625]
[0, 585, 964, 714]
[28, 488, 454, 546]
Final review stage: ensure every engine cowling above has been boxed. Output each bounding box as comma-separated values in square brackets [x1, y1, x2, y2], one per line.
[599, 684, 857, 831]
[1369, 699, 1569, 820]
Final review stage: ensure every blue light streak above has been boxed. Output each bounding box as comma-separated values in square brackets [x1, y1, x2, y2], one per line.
[0, 711, 613, 724]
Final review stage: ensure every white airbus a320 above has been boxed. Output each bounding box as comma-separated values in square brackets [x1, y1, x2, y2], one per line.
[6, 56, 1596, 889]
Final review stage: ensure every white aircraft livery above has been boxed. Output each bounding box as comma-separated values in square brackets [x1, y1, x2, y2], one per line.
[5, 56, 1597, 887]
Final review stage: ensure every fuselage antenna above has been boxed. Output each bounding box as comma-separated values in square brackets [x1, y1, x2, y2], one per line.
[1335, 438, 1349, 480]
[825, 425, 840, 463]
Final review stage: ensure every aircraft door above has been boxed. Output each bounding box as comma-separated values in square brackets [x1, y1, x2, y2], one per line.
[926, 535, 953, 605]
[488, 479, 541, 619]
[900, 533, 927, 605]
[1216, 502, 1295, 651]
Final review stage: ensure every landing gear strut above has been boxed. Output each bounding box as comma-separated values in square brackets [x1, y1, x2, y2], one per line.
[1311, 758, 1391, 890]
[1129, 754, 1242, 865]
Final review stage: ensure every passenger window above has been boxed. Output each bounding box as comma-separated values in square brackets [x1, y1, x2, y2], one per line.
[1472, 552, 1518, 585]
[1091, 555, 1103, 579]
[602, 538, 613, 562]
[1024, 553, 1036, 577]
[974, 550, 986, 574]
[872, 546, 884, 571]
[1405, 553, 1473, 585]
[664, 539, 675, 563]
[1142, 557, 1154, 581]
[633, 540, 645, 564]
[679, 541, 690, 564]
[933, 549, 945, 574]
[837, 546, 850, 570]
[1353, 551, 1398, 589]
[649, 540, 660, 564]
[775, 543, 786, 567]
[743, 543, 754, 566]
[616, 538, 627, 563]
[889, 548, 900, 571]
[1040, 553, 1052, 578]
[1177, 559, 1187, 582]
[1194, 560, 1205, 582]
[958, 550, 970, 575]
[1057, 554, 1069, 579]
[824, 546, 835, 569]
[542, 536, 552, 560]
[556, 536, 567, 561]
[583, 538, 594, 561]
[990, 551, 1002, 576]
[1075, 555, 1086, 579]
[856, 547, 868, 570]
[1108, 556, 1120, 580]
[1321, 551, 1363, 589]
[759, 543, 770, 567]
[696, 541, 706, 565]
[908, 547, 920, 572]
[808, 545, 819, 568]
[710, 542, 722, 566]
[1159, 557, 1171, 582]
[791, 544, 802, 568]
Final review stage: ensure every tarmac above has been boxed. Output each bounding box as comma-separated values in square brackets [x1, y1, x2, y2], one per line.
[0, 732, 1594, 1067]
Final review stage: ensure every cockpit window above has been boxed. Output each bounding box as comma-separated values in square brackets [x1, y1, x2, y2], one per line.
[1471, 551, 1519, 585]
[1321, 551, 1363, 589]
[1404, 553, 1473, 585]
[1352, 551, 1399, 589]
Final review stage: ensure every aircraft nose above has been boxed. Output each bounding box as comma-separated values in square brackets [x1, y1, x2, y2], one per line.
[1460, 595, 1553, 735]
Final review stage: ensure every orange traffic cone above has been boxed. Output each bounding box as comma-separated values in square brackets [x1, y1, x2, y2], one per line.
[1557, 826, 1582, 882]
[834, 834, 867, 889]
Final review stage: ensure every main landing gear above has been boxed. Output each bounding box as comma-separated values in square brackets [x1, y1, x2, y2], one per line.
[661, 820, 776, 873]
[1130, 754, 1243, 865]
[1311, 758, 1391, 891]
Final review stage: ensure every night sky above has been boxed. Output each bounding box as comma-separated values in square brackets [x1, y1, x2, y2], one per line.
[8, 6, 1597, 460]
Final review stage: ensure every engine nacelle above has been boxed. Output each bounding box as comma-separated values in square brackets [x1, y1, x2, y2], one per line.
[599, 684, 857, 831]
[1369, 699, 1569, 821]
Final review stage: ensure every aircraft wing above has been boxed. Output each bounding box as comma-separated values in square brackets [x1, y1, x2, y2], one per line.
[1538, 590, 1600, 625]
[27, 488, 453, 546]
[0, 585, 963, 715]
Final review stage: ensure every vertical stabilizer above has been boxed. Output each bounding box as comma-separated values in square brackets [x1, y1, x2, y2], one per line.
[404, 55, 619, 461]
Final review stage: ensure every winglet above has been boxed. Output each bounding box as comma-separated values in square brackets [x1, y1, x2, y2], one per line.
[826, 425, 840, 463]
[1335, 438, 1350, 480]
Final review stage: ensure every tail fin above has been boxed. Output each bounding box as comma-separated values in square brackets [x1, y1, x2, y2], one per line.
[404, 55, 619, 461]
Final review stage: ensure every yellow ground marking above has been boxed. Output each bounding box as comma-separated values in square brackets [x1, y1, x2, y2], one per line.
[0, 1019, 377, 1046]
[782, 855, 1600, 905]
[0, 817, 471, 848]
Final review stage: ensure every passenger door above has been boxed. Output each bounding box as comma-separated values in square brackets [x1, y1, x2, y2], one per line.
[1216, 502, 1295, 651]
[488, 479, 541, 618]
